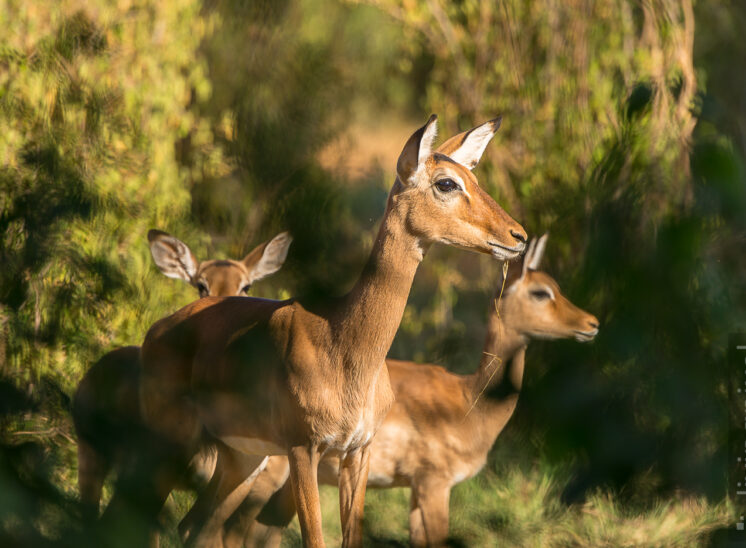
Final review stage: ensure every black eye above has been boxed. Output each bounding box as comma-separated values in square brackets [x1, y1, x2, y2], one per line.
[434, 178, 459, 193]
[197, 283, 208, 297]
[241, 284, 251, 294]
[530, 289, 551, 301]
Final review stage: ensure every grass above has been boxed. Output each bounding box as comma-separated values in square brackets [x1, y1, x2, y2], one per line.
[271, 464, 733, 547]
[9, 414, 733, 547]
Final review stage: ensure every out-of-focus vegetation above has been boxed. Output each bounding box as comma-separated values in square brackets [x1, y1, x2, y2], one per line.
[0, 0, 744, 545]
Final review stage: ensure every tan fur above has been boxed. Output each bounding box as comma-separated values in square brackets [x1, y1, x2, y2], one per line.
[220, 237, 599, 547]
[127, 116, 526, 548]
[72, 230, 292, 541]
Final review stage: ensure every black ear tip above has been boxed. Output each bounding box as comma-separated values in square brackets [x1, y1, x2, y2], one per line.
[147, 229, 167, 242]
[491, 115, 503, 130]
[427, 113, 438, 124]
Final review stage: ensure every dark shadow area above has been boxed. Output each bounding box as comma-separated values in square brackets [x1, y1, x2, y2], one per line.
[508, 84, 744, 504]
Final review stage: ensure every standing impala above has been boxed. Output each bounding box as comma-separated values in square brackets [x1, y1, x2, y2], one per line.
[73, 229, 292, 519]
[103, 115, 527, 548]
[226, 234, 598, 547]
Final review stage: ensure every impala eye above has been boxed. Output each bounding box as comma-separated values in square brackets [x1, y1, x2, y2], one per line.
[530, 289, 551, 301]
[197, 282, 208, 297]
[241, 284, 252, 294]
[434, 178, 459, 193]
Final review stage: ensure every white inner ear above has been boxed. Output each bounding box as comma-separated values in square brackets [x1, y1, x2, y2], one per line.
[150, 237, 198, 281]
[527, 234, 548, 271]
[251, 233, 293, 282]
[448, 123, 497, 170]
[521, 238, 537, 279]
[417, 119, 438, 165]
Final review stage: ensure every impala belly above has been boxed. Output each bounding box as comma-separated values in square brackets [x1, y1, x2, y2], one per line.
[220, 436, 286, 456]
[366, 469, 396, 487]
[448, 454, 487, 486]
[364, 420, 411, 487]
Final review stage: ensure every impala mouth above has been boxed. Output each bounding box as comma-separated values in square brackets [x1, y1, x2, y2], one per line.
[574, 329, 598, 342]
[488, 240, 525, 260]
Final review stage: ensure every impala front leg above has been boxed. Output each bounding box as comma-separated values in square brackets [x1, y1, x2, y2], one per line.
[288, 444, 324, 547]
[338, 445, 371, 548]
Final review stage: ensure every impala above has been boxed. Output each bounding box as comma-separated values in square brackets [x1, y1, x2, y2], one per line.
[104, 115, 526, 548]
[73, 229, 292, 519]
[195, 235, 599, 548]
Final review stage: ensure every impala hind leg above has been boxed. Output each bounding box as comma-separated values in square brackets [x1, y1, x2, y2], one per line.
[187, 447, 269, 548]
[98, 444, 190, 548]
[222, 456, 290, 548]
[239, 473, 297, 547]
[288, 445, 324, 548]
[77, 438, 109, 520]
[99, 409, 200, 545]
[243, 523, 285, 548]
[179, 461, 221, 543]
[412, 480, 451, 548]
[338, 446, 371, 548]
[408, 488, 426, 547]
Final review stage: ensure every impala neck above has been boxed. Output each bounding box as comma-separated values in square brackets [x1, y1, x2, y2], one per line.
[467, 291, 528, 437]
[331, 183, 425, 374]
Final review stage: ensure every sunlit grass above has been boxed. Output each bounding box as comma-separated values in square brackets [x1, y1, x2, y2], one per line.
[35, 433, 735, 547]
[275, 464, 732, 547]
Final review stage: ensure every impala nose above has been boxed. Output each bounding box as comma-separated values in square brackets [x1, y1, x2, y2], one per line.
[575, 316, 600, 342]
[511, 229, 527, 246]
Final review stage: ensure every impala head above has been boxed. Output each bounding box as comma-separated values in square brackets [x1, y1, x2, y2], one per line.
[147, 230, 293, 297]
[500, 234, 599, 342]
[393, 115, 526, 259]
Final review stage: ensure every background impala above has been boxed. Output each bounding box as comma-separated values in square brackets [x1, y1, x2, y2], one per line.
[73, 229, 291, 542]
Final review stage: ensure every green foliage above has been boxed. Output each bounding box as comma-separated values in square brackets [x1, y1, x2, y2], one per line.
[0, 0, 744, 544]
[366, 0, 696, 213]
[0, 0, 225, 386]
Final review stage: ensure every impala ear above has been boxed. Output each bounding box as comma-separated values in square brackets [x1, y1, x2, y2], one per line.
[148, 229, 198, 282]
[242, 231, 293, 283]
[527, 233, 548, 271]
[436, 116, 502, 170]
[396, 114, 438, 183]
[521, 237, 537, 279]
